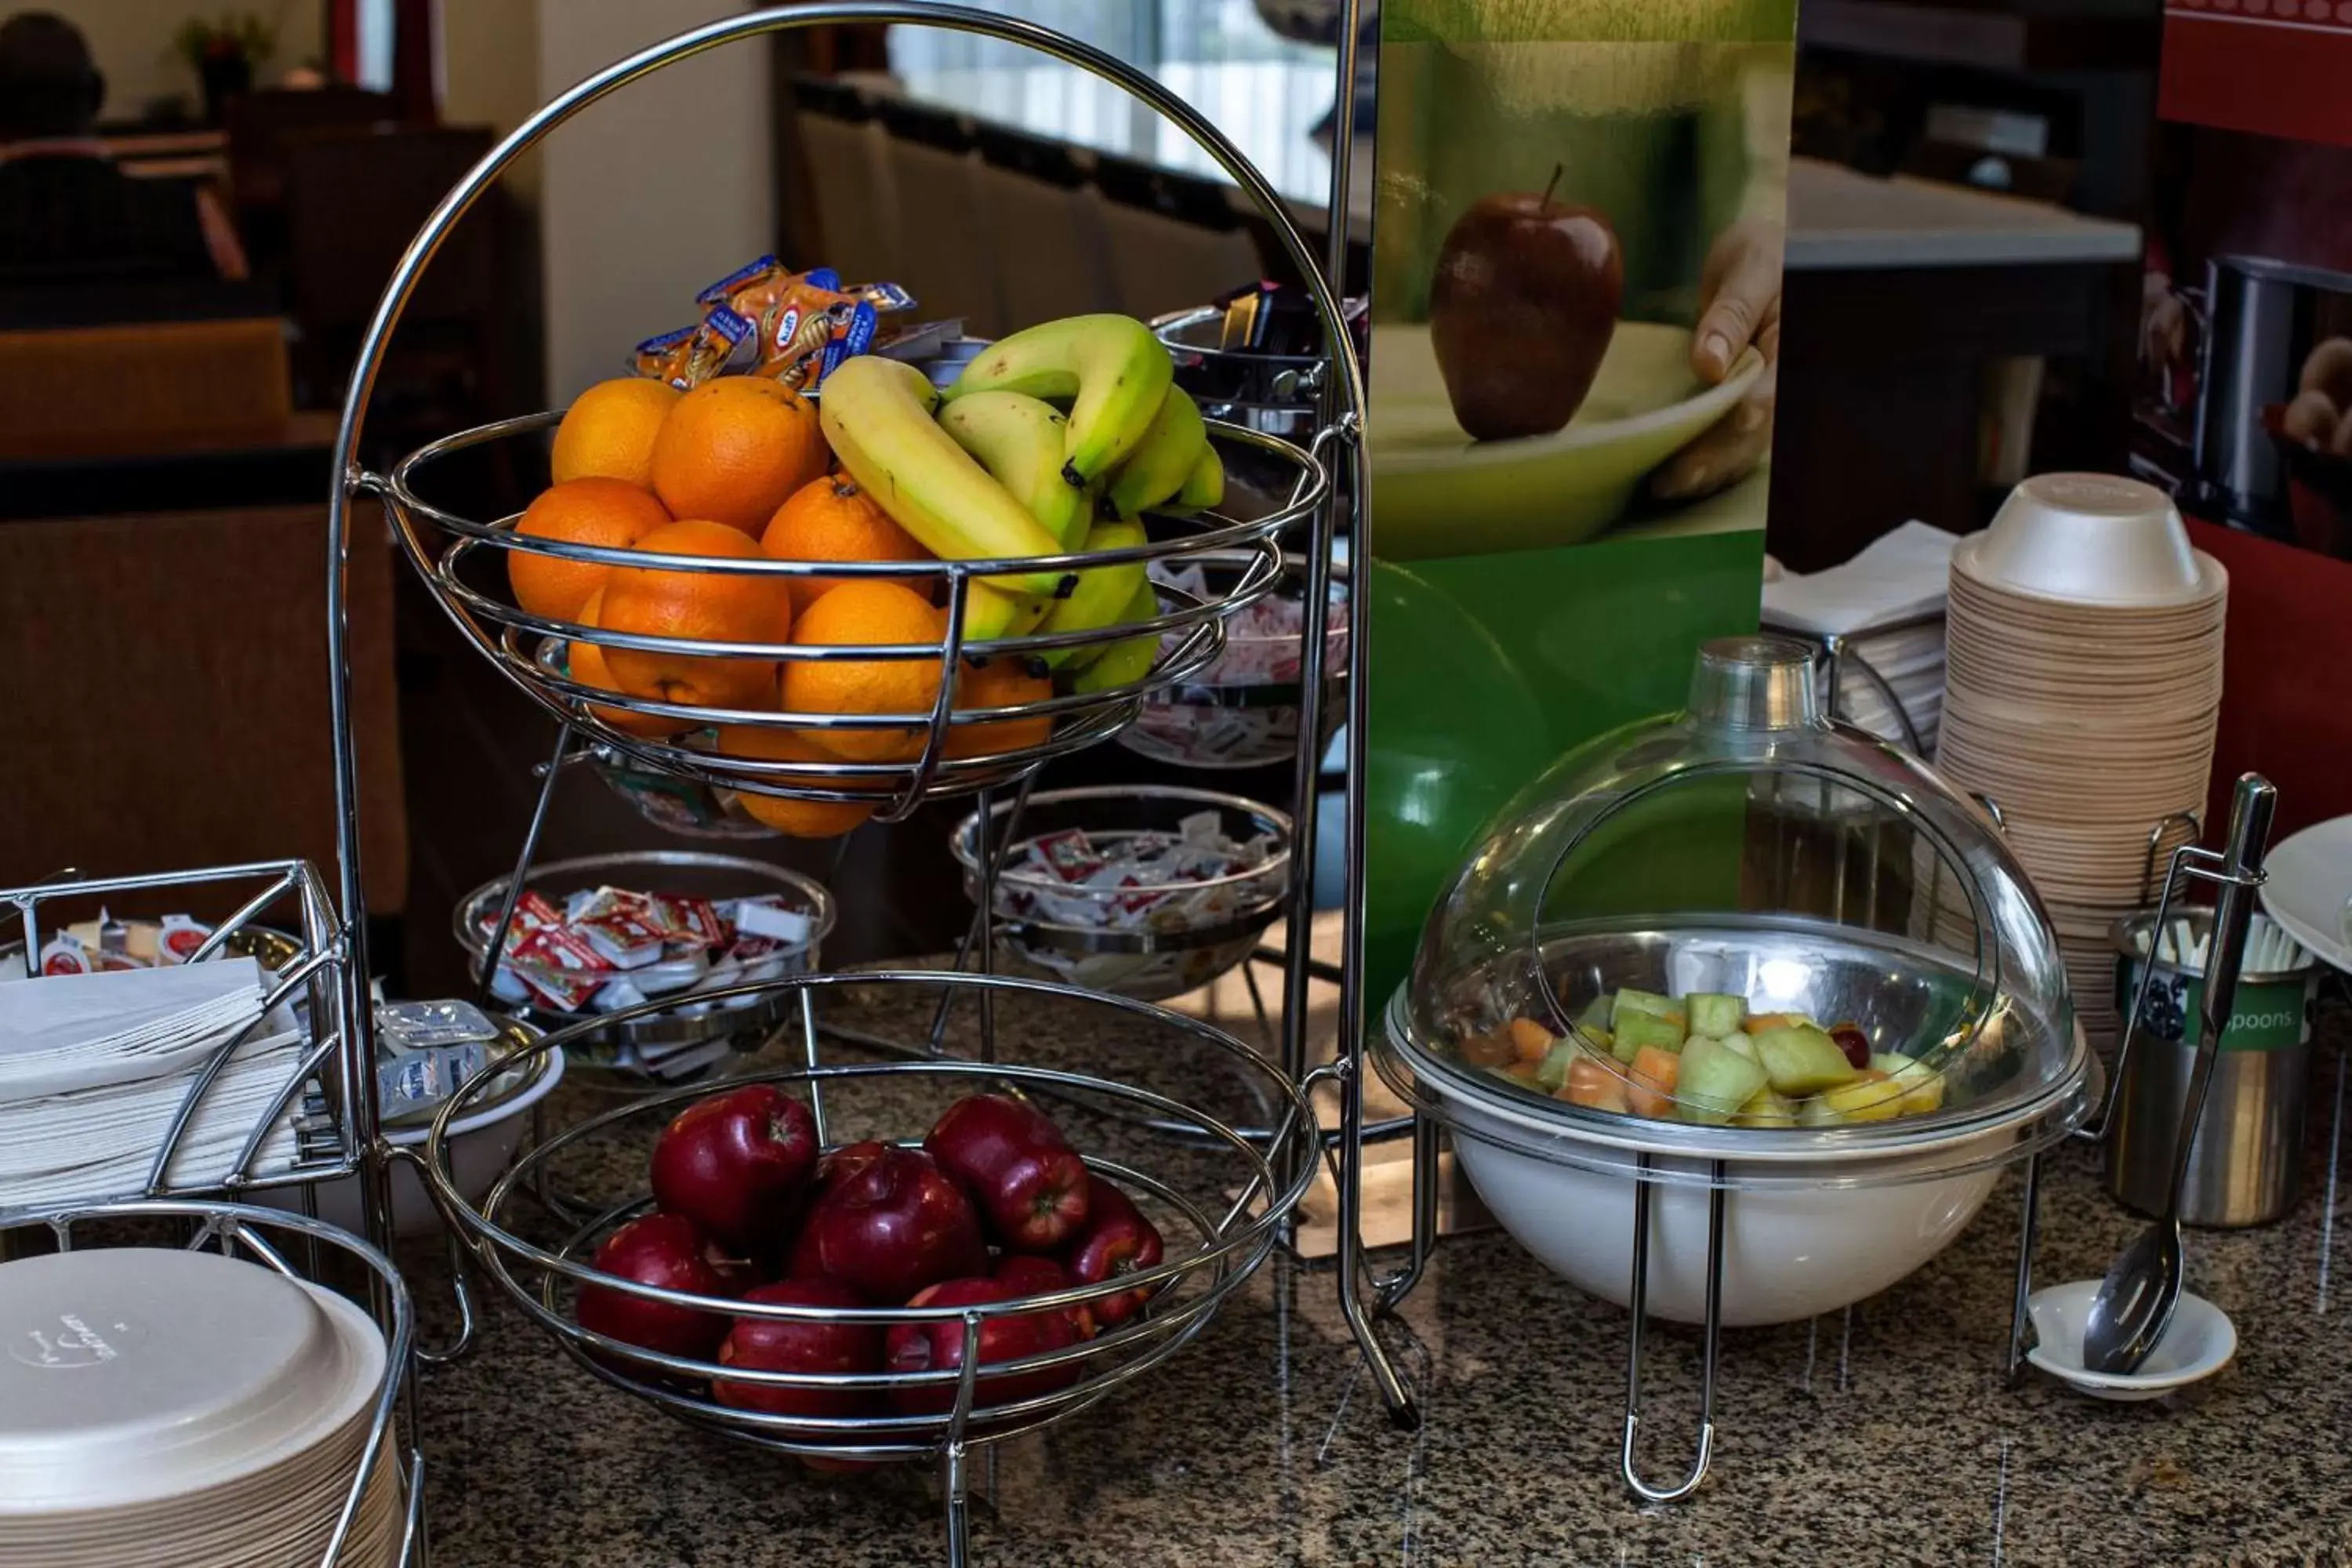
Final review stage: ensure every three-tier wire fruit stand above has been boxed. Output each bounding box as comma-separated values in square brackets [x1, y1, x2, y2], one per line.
[309, 5, 1380, 1563]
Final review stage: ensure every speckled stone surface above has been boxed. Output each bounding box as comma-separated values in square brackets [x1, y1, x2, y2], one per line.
[401, 979, 2352, 1566]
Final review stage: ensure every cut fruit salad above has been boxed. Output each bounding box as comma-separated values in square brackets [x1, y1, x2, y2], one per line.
[1457, 988, 1947, 1128]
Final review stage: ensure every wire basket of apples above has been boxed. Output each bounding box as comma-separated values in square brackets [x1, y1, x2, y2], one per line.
[416, 969, 1319, 1480]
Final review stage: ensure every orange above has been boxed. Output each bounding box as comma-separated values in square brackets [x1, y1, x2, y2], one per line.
[759, 474, 933, 617]
[567, 589, 692, 739]
[946, 659, 1054, 759]
[715, 725, 880, 838]
[781, 579, 946, 763]
[507, 478, 672, 621]
[650, 377, 829, 536]
[599, 518, 792, 711]
[550, 377, 680, 490]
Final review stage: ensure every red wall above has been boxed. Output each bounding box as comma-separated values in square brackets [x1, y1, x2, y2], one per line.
[2189, 519, 2352, 843]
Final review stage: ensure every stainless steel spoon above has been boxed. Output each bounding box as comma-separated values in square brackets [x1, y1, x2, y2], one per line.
[2082, 773, 2275, 1375]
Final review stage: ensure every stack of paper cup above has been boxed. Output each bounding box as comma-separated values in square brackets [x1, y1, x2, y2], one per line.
[1932, 474, 2227, 1051]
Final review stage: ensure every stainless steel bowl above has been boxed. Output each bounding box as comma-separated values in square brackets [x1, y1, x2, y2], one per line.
[950, 787, 1291, 1003]
[453, 851, 835, 1081]
[1154, 306, 1325, 440]
[1376, 918, 2096, 1324]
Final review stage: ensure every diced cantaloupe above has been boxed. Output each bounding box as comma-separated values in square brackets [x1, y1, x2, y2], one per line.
[1508, 1017, 1555, 1063]
[1624, 1044, 1680, 1120]
[1561, 1055, 1629, 1114]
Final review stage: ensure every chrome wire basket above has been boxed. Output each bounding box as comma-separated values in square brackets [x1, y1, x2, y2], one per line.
[376, 413, 1328, 822]
[419, 970, 1321, 1559]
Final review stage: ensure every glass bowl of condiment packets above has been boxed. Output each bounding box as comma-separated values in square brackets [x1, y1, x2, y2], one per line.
[1117, 550, 1348, 771]
[453, 851, 834, 1083]
[949, 787, 1292, 1002]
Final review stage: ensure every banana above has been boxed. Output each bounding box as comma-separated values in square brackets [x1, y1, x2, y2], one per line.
[1069, 580, 1164, 693]
[1034, 521, 1146, 669]
[943, 314, 1174, 486]
[818, 356, 1074, 598]
[1172, 445, 1225, 514]
[959, 579, 1025, 641]
[1105, 387, 1207, 519]
[935, 390, 1091, 548]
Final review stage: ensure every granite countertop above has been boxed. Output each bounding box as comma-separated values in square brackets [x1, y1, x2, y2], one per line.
[403, 978, 2352, 1566]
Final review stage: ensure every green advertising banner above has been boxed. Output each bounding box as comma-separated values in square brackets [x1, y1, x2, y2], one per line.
[1361, 0, 1798, 1010]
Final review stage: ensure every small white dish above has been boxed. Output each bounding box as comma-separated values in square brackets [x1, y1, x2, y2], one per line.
[2025, 1279, 2236, 1401]
[1967, 473, 2206, 605]
[2258, 814, 2352, 978]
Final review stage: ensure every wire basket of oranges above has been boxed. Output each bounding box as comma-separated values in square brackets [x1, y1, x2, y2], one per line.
[376, 313, 1330, 835]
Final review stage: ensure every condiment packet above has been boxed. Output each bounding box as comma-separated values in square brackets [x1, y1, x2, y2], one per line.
[727, 896, 811, 946]
[379, 1040, 493, 1120]
[38, 932, 93, 976]
[377, 999, 503, 1055]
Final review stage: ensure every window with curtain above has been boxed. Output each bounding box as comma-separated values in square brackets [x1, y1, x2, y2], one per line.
[884, 0, 1342, 203]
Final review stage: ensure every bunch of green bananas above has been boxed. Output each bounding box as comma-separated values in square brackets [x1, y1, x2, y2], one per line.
[818, 314, 1223, 680]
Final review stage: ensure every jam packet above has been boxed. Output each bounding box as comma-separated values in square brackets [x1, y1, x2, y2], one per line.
[377, 998, 503, 1054]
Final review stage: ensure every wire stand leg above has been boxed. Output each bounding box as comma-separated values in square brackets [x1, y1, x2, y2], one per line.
[942, 1440, 974, 1568]
[926, 773, 1036, 1055]
[474, 722, 574, 1008]
[2006, 1150, 2045, 1387]
[1334, 1033, 1420, 1426]
[1621, 1156, 1725, 1504]
[1376, 1114, 1442, 1308]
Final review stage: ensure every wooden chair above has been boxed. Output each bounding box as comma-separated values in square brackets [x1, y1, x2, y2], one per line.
[972, 124, 1116, 330]
[873, 99, 1003, 336]
[0, 502, 408, 924]
[1090, 153, 1263, 322]
[0, 317, 290, 460]
[789, 78, 904, 290]
[281, 125, 501, 443]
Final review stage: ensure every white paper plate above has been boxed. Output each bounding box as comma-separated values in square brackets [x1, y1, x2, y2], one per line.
[2259, 814, 2352, 976]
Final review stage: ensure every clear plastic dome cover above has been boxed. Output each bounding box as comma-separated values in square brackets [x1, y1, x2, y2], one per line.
[1382, 636, 2094, 1171]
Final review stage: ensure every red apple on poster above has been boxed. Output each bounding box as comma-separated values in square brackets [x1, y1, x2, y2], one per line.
[788, 1142, 989, 1304]
[883, 1276, 1080, 1416]
[649, 1084, 819, 1249]
[923, 1094, 1092, 1250]
[1058, 1176, 1164, 1329]
[575, 1212, 749, 1362]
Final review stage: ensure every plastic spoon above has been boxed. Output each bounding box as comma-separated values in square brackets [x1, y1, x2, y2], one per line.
[2082, 773, 2276, 1376]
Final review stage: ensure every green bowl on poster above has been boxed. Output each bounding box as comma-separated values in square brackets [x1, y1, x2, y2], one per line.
[1368, 320, 1763, 561]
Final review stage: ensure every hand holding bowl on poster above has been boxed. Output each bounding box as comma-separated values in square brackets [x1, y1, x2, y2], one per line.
[1373, 180, 1768, 561]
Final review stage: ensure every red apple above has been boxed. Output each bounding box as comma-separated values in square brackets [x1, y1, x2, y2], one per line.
[884, 1276, 1080, 1416]
[649, 1084, 820, 1250]
[1058, 1176, 1164, 1329]
[923, 1094, 1091, 1250]
[575, 1212, 749, 1363]
[713, 1276, 880, 1419]
[788, 1142, 988, 1304]
[1428, 169, 1624, 441]
[992, 1252, 1096, 1341]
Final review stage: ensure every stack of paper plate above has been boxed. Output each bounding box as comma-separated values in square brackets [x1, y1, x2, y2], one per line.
[1933, 474, 2227, 1051]
[0, 1247, 401, 1566]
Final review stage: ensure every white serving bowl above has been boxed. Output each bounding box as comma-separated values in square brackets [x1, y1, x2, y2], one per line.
[2025, 1279, 2235, 1400]
[1452, 1131, 2008, 1326]
[1966, 473, 2205, 605]
[1377, 920, 2097, 1327]
[257, 1043, 564, 1237]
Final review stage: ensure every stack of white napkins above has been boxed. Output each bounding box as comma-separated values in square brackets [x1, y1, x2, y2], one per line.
[0, 957, 310, 1210]
[1762, 521, 1958, 755]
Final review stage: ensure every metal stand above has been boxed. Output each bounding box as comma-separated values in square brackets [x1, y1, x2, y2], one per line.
[317, 5, 1373, 1563]
[2003, 775, 2276, 1381]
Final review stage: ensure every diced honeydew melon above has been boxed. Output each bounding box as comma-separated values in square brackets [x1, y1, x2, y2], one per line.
[1684, 993, 1746, 1040]
[1869, 1051, 1947, 1116]
[1574, 995, 1614, 1034]
[1675, 1036, 1769, 1125]
[1534, 1037, 1581, 1092]
[1751, 1025, 1858, 1097]
[1731, 1086, 1797, 1127]
[1797, 1094, 1842, 1128]
[1610, 1010, 1686, 1060]
[1717, 1030, 1757, 1062]
[1610, 989, 1680, 1025]
[1576, 1023, 1613, 1058]
[1817, 1073, 1907, 1123]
